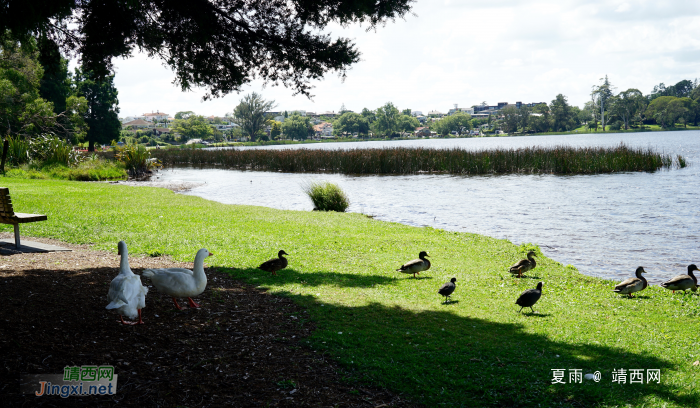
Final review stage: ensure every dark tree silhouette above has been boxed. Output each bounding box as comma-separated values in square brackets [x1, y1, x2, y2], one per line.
[2, 0, 414, 98]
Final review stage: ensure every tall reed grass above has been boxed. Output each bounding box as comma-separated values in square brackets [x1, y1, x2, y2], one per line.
[151, 143, 684, 175]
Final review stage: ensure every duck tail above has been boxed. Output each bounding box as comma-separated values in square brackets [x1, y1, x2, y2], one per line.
[142, 269, 155, 279]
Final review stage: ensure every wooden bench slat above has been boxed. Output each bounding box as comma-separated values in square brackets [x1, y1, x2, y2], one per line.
[0, 188, 47, 248]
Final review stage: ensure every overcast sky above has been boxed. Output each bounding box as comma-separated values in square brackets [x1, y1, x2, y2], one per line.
[112, 0, 700, 118]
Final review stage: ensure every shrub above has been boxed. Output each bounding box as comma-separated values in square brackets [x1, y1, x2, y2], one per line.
[609, 121, 622, 131]
[303, 181, 350, 212]
[29, 135, 84, 167]
[6, 136, 30, 166]
[113, 143, 160, 176]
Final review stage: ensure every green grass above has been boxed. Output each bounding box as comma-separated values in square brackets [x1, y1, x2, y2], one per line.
[2, 178, 699, 407]
[3, 161, 127, 181]
[152, 143, 683, 175]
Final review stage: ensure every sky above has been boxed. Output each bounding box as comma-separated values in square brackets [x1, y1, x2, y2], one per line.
[111, 0, 700, 118]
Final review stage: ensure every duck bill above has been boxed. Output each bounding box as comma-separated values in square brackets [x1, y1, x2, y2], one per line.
[208, 252, 214, 256]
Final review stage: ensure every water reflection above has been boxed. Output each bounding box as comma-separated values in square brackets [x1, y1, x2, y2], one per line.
[163, 130, 700, 284]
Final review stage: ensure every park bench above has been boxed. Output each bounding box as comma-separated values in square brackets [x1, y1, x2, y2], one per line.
[0, 188, 47, 249]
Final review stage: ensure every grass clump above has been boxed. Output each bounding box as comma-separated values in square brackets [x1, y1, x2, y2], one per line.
[3, 179, 700, 407]
[303, 181, 350, 212]
[152, 143, 682, 175]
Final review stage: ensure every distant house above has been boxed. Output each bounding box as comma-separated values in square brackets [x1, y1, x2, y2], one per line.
[143, 111, 169, 122]
[122, 119, 153, 129]
[414, 127, 431, 138]
[313, 122, 334, 138]
[427, 110, 445, 118]
[154, 128, 171, 135]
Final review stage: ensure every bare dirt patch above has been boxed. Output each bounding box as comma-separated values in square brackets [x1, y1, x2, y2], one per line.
[0, 235, 417, 407]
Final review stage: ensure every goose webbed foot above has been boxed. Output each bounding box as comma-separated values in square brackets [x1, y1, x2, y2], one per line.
[172, 297, 183, 310]
[187, 297, 201, 308]
[119, 313, 143, 325]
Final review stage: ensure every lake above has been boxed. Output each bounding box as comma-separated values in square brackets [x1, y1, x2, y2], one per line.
[156, 130, 700, 284]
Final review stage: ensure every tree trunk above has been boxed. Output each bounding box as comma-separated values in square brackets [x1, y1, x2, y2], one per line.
[0, 139, 8, 173]
[88, 140, 95, 152]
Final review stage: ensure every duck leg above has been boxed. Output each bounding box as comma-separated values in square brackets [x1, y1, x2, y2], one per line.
[172, 297, 183, 310]
[187, 297, 200, 308]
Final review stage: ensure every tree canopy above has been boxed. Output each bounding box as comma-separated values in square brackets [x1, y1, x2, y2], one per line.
[231, 93, 276, 141]
[172, 115, 214, 142]
[432, 113, 471, 136]
[2, 0, 414, 99]
[282, 113, 313, 140]
[333, 112, 369, 137]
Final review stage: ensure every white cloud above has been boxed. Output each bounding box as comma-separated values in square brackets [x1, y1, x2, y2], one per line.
[110, 0, 700, 117]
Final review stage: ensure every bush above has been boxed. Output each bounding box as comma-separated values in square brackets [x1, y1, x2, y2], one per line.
[6, 136, 30, 166]
[113, 143, 161, 177]
[303, 181, 350, 212]
[30, 135, 85, 167]
[609, 121, 622, 131]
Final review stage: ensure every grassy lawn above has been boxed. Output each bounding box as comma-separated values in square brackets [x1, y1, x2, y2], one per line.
[2, 178, 699, 407]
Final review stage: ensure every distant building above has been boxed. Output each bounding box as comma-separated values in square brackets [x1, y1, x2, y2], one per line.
[313, 122, 334, 138]
[143, 111, 169, 122]
[122, 119, 153, 129]
[414, 127, 431, 137]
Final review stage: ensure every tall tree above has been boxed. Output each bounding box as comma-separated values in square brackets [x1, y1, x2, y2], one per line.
[611, 89, 646, 130]
[3, 1, 413, 99]
[231, 92, 276, 141]
[37, 36, 71, 115]
[73, 67, 121, 151]
[529, 104, 552, 133]
[361, 108, 376, 124]
[549, 94, 574, 132]
[500, 106, 520, 134]
[592, 75, 614, 131]
[270, 120, 282, 139]
[372, 102, 400, 137]
[0, 33, 76, 144]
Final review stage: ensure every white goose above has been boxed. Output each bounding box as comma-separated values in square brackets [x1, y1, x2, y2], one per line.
[142, 248, 212, 309]
[106, 241, 148, 325]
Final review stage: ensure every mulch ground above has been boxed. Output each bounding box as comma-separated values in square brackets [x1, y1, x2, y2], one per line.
[0, 235, 419, 407]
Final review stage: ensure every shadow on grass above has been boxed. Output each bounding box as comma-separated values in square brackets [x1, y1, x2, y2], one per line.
[224, 267, 401, 288]
[236, 286, 694, 407]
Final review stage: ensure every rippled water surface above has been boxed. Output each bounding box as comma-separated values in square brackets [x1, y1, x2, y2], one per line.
[158, 131, 700, 284]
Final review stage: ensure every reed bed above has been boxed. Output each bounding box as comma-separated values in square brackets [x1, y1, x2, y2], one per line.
[151, 143, 684, 175]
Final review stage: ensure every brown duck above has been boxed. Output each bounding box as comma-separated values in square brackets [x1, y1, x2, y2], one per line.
[613, 266, 648, 298]
[397, 251, 431, 278]
[509, 251, 536, 278]
[661, 264, 698, 294]
[258, 250, 289, 276]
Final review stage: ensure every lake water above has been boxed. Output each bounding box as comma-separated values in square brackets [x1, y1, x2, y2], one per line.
[156, 131, 700, 284]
